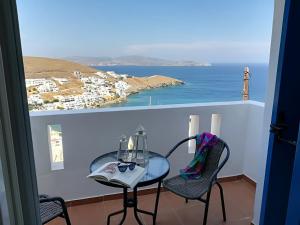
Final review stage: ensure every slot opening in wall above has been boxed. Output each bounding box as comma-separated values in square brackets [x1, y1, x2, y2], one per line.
[48, 124, 64, 170]
[188, 115, 200, 153]
[211, 114, 221, 137]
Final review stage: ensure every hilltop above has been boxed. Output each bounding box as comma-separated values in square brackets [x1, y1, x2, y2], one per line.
[24, 56, 98, 78]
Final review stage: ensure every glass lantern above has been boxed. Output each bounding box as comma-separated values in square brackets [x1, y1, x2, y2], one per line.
[117, 135, 128, 162]
[132, 125, 149, 167]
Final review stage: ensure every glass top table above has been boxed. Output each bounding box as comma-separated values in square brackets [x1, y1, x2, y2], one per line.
[90, 151, 170, 188]
[89, 151, 170, 225]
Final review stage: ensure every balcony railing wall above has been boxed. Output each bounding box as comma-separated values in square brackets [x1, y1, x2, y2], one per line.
[30, 100, 264, 201]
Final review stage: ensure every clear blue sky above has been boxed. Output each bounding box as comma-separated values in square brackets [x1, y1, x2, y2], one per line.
[17, 0, 274, 63]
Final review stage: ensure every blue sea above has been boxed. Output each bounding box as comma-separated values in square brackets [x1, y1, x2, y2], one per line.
[94, 64, 268, 107]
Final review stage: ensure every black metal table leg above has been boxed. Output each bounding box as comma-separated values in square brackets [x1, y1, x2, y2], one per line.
[152, 181, 162, 225]
[90, 151, 170, 225]
[133, 187, 144, 225]
[134, 181, 162, 225]
[107, 209, 125, 225]
[106, 184, 163, 225]
[107, 188, 128, 225]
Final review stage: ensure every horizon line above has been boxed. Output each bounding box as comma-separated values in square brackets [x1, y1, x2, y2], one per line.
[22, 55, 269, 65]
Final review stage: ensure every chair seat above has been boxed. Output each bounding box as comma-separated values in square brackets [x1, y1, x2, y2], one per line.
[40, 200, 63, 224]
[163, 175, 212, 200]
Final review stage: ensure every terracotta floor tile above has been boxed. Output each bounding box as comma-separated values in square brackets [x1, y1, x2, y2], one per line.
[47, 218, 66, 225]
[69, 202, 104, 225]
[46, 179, 255, 225]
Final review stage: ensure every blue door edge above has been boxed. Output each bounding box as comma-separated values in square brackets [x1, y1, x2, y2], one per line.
[285, 123, 300, 225]
[259, 0, 292, 224]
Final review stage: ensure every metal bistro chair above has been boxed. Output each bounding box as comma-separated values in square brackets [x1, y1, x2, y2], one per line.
[39, 194, 72, 225]
[163, 136, 230, 225]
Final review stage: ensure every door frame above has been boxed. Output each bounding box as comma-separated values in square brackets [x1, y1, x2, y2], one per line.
[0, 0, 41, 224]
[253, 0, 286, 222]
[259, 0, 300, 224]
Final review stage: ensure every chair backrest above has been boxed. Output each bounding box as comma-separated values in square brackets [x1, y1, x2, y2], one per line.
[197, 138, 230, 179]
[166, 135, 230, 180]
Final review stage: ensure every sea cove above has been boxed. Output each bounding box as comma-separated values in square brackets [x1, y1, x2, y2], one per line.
[95, 64, 268, 108]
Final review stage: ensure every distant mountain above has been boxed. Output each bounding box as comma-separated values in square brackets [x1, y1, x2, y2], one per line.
[64, 55, 211, 67]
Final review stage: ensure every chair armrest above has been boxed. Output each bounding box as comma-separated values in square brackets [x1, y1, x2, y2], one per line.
[165, 136, 197, 158]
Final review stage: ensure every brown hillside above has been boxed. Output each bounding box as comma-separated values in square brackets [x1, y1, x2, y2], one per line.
[127, 75, 183, 92]
[23, 56, 99, 78]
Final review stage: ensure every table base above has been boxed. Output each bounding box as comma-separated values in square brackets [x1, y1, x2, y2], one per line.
[107, 181, 162, 225]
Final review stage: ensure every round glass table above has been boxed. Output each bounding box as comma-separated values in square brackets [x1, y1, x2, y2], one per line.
[90, 151, 170, 225]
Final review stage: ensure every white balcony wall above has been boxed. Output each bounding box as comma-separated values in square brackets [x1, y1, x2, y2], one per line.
[242, 102, 265, 181]
[30, 101, 264, 201]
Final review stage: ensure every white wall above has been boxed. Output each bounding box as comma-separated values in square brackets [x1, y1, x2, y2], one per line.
[252, 0, 286, 224]
[243, 101, 265, 181]
[30, 101, 264, 201]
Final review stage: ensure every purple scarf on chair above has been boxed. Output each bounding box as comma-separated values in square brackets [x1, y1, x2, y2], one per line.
[180, 132, 218, 179]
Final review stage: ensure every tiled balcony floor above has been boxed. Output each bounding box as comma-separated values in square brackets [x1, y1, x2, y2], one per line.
[48, 179, 255, 225]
